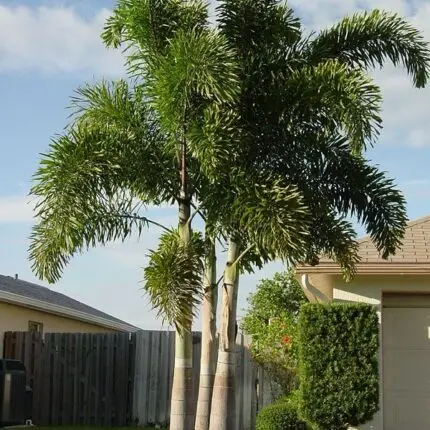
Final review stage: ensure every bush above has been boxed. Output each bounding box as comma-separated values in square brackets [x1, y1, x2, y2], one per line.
[256, 393, 306, 430]
[241, 269, 307, 394]
[298, 303, 379, 430]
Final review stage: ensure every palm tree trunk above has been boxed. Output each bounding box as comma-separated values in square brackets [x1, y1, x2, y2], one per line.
[195, 236, 217, 430]
[170, 195, 195, 430]
[209, 239, 239, 430]
[171, 324, 194, 430]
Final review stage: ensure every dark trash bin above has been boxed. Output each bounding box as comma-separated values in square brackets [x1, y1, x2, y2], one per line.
[0, 359, 28, 427]
[25, 385, 33, 423]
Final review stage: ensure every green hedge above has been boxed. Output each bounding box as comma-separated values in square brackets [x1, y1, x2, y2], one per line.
[298, 303, 379, 430]
[256, 392, 307, 430]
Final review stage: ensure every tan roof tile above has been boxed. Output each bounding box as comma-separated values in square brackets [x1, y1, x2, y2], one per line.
[297, 215, 430, 275]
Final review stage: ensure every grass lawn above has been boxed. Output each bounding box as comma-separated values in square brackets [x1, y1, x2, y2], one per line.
[36, 427, 167, 430]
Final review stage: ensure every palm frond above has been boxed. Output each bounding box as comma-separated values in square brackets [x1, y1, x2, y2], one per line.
[29, 195, 158, 284]
[143, 229, 205, 331]
[308, 9, 430, 88]
[230, 174, 310, 261]
[254, 130, 406, 270]
[218, 0, 302, 55]
[302, 213, 360, 280]
[102, 0, 208, 52]
[68, 81, 178, 203]
[318, 136, 407, 258]
[102, 0, 209, 80]
[69, 79, 139, 127]
[188, 104, 242, 178]
[29, 123, 173, 283]
[285, 60, 382, 153]
[145, 27, 240, 132]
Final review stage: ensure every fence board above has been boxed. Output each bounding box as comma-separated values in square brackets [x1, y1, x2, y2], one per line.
[236, 334, 245, 430]
[167, 331, 175, 418]
[147, 331, 160, 424]
[71, 333, 81, 425]
[133, 330, 150, 425]
[157, 331, 170, 424]
[61, 333, 71, 425]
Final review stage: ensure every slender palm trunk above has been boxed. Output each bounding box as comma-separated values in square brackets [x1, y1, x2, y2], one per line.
[171, 323, 194, 430]
[170, 127, 195, 429]
[209, 239, 240, 430]
[170, 199, 195, 430]
[195, 236, 217, 430]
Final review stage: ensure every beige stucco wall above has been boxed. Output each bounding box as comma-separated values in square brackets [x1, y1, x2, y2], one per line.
[333, 274, 430, 307]
[332, 274, 430, 430]
[0, 301, 115, 357]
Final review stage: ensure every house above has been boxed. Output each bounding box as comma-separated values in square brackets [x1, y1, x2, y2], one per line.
[0, 274, 138, 357]
[296, 215, 430, 430]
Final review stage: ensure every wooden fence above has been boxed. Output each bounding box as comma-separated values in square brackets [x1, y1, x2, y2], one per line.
[3, 330, 275, 429]
[3, 331, 135, 426]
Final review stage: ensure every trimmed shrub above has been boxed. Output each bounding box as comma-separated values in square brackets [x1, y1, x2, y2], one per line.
[298, 303, 379, 430]
[241, 269, 307, 394]
[256, 392, 309, 430]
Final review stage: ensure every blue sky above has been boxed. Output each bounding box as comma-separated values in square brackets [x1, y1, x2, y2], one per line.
[1, 0, 430, 330]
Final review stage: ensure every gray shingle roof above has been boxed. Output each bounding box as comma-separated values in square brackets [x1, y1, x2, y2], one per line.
[0, 274, 137, 329]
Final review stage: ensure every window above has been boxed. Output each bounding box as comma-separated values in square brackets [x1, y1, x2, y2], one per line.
[28, 321, 43, 333]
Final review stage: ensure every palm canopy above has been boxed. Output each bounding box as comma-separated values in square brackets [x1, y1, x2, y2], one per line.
[29, 0, 244, 330]
[199, 0, 430, 276]
[29, 0, 430, 329]
[28, 0, 304, 328]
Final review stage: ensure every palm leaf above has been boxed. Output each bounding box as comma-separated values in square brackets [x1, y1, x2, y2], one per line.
[102, 0, 208, 54]
[29, 122, 172, 283]
[307, 9, 430, 88]
[68, 80, 178, 203]
[230, 174, 310, 261]
[285, 60, 382, 153]
[145, 27, 240, 133]
[143, 229, 205, 331]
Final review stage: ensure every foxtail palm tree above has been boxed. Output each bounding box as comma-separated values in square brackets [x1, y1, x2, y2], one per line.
[30, 1, 241, 429]
[205, 2, 430, 429]
[194, 231, 217, 430]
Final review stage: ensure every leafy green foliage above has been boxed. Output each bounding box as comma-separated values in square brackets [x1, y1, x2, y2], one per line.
[29, 1, 239, 291]
[231, 177, 310, 261]
[308, 9, 430, 88]
[242, 269, 306, 322]
[29, 121, 170, 283]
[68, 80, 178, 203]
[143, 229, 205, 331]
[188, 104, 241, 178]
[212, 0, 426, 277]
[256, 393, 306, 430]
[298, 303, 379, 430]
[31, 0, 429, 292]
[146, 28, 240, 133]
[241, 270, 307, 392]
[102, 0, 208, 56]
[286, 60, 383, 153]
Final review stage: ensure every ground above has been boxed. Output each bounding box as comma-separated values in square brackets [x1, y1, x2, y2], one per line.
[37, 427, 167, 430]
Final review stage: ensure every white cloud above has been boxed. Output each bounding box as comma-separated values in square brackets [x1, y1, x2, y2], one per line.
[0, 193, 176, 224]
[286, 0, 430, 147]
[0, 5, 123, 75]
[0, 195, 36, 223]
[401, 178, 430, 187]
[1, 1, 429, 145]
[190, 0, 430, 148]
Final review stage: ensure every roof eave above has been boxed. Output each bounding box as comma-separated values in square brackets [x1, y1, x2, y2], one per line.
[0, 290, 138, 333]
[296, 263, 430, 276]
